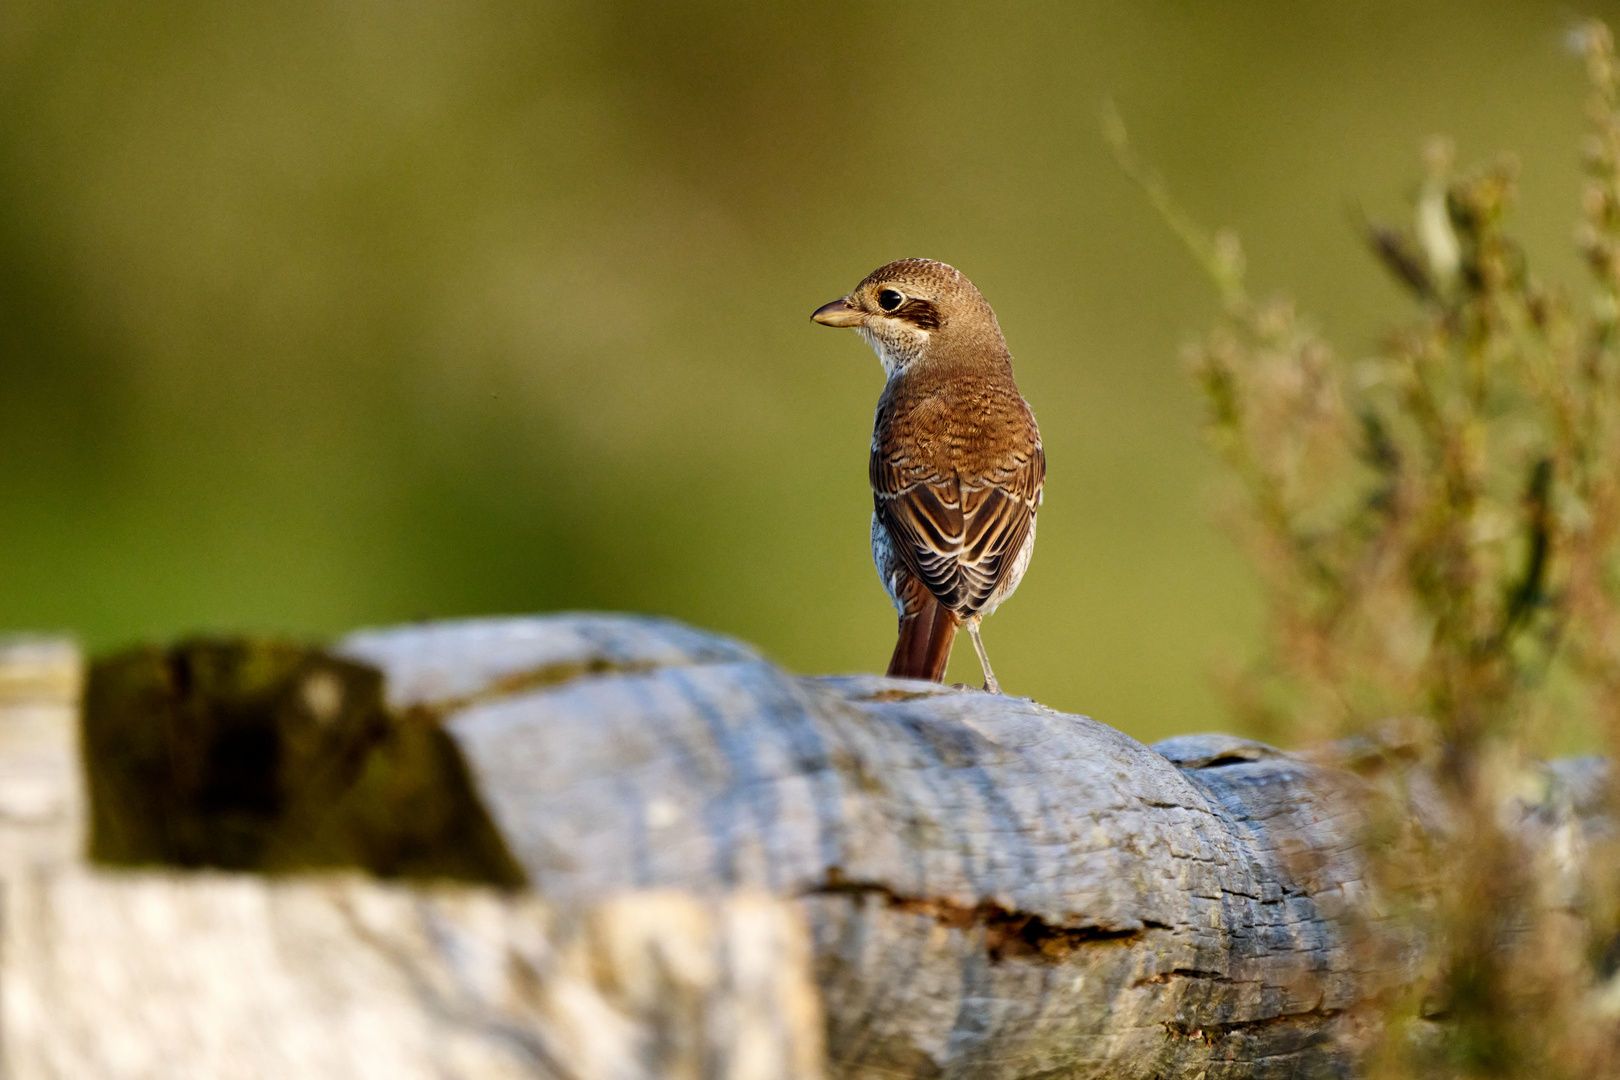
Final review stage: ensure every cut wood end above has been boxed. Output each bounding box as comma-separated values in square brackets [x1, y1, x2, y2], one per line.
[0, 638, 81, 704]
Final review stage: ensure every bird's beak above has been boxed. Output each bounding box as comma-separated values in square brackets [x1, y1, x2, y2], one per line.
[811, 298, 864, 327]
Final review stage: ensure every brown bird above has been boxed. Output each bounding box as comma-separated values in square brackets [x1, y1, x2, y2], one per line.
[812, 259, 1044, 693]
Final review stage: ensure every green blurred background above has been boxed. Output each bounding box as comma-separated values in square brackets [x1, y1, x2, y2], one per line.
[2, 0, 1615, 742]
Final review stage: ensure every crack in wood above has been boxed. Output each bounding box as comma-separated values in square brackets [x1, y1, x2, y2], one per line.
[414, 657, 669, 720]
[1162, 1004, 1339, 1046]
[1134, 968, 1234, 986]
[812, 868, 1170, 964]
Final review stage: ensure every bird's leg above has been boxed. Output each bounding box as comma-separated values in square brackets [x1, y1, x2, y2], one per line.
[966, 616, 1002, 694]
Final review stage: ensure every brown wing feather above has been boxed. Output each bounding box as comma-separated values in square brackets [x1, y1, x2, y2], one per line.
[873, 473, 967, 609]
[872, 433, 1044, 619]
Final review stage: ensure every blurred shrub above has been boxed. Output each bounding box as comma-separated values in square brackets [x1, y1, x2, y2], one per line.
[1115, 20, 1620, 1078]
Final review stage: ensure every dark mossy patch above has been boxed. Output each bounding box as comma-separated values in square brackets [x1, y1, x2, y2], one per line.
[84, 638, 525, 887]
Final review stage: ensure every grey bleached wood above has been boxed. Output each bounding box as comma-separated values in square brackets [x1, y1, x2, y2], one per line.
[339, 615, 1394, 1079]
[0, 635, 826, 1080]
[0, 637, 83, 872]
[8, 615, 1601, 1078]
[5, 874, 823, 1080]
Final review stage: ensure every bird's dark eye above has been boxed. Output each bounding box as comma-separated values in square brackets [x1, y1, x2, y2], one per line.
[877, 289, 904, 312]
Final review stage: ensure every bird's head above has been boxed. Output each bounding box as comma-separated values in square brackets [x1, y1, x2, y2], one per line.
[811, 259, 1008, 377]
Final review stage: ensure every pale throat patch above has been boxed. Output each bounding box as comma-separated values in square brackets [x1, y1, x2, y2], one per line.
[858, 322, 929, 377]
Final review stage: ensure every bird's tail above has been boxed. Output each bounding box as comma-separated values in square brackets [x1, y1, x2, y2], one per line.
[887, 596, 960, 682]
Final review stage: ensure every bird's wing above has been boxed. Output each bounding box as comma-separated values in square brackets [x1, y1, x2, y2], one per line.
[871, 463, 966, 609]
[956, 451, 1043, 611]
[872, 443, 1044, 617]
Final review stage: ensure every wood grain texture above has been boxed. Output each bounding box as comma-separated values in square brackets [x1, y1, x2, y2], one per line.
[340, 616, 1399, 1078]
[4, 632, 825, 1080]
[4, 618, 1608, 1078]
[3, 872, 823, 1080]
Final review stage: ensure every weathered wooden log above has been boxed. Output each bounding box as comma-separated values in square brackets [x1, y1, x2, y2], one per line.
[2, 632, 826, 1080]
[3, 616, 1608, 1077]
[337, 617, 1385, 1078]
[6, 874, 824, 1080]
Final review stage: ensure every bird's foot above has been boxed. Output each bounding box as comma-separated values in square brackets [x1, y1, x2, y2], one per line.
[965, 618, 1003, 695]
